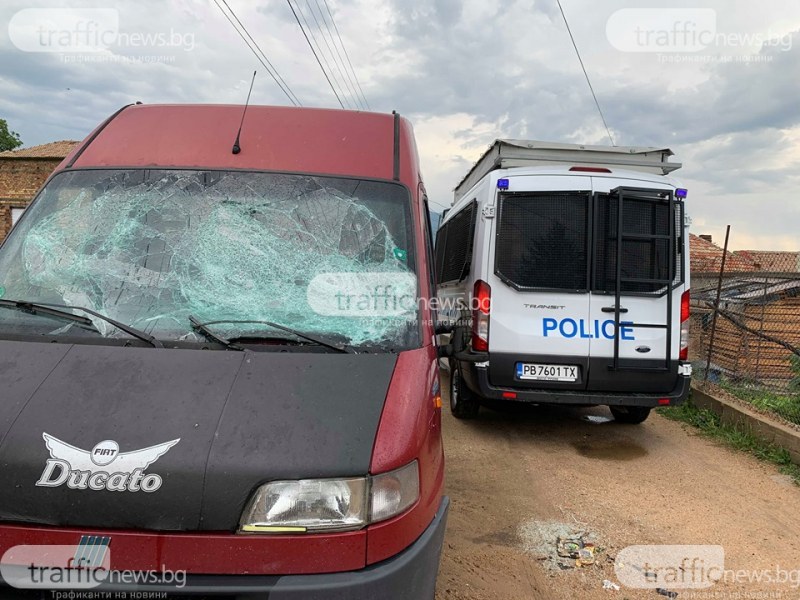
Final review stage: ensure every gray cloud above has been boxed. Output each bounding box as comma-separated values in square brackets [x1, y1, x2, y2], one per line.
[0, 0, 797, 248]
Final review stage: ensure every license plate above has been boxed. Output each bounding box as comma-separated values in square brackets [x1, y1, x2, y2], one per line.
[516, 363, 578, 382]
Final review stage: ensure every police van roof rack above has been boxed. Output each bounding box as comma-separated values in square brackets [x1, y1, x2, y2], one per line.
[454, 139, 682, 202]
[607, 186, 677, 373]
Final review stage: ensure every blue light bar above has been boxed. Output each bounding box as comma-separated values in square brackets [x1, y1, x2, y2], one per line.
[497, 178, 509, 190]
[675, 188, 688, 198]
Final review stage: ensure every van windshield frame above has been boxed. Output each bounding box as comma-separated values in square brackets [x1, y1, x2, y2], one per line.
[0, 168, 422, 351]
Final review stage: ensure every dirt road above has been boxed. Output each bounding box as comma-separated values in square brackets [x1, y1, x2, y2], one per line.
[435, 371, 800, 600]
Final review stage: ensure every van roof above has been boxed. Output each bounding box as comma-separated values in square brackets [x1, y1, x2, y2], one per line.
[454, 139, 681, 201]
[60, 104, 419, 185]
[446, 165, 680, 216]
[493, 164, 680, 185]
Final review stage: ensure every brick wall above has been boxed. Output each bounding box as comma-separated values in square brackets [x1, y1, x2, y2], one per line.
[0, 158, 62, 240]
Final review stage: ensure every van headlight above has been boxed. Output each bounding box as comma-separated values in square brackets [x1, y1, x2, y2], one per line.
[239, 461, 419, 533]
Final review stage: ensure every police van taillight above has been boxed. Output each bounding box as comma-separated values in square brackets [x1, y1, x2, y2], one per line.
[472, 280, 491, 352]
[679, 290, 690, 360]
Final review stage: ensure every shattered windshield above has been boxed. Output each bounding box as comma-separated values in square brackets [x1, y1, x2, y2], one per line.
[0, 169, 419, 349]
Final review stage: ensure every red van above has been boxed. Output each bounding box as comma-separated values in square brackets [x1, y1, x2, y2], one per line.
[0, 104, 447, 598]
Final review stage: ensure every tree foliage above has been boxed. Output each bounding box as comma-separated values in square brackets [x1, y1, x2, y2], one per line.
[0, 119, 23, 152]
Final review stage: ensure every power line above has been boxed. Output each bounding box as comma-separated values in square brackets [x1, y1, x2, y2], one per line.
[302, 0, 354, 109]
[555, 0, 615, 146]
[213, 0, 301, 106]
[287, 0, 346, 108]
[315, 0, 366, 110]
[429, 199, 451, 212]
[322, 0, 370, 110]
[220, 0, 301, 106]
[308, 0, 363, 110]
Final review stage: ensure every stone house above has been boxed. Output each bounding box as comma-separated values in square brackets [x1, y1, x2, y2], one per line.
[0, 140, 79, 240]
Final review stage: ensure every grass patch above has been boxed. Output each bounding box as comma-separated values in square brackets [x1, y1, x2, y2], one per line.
[659, 398, 800, 485]
[718, 382, 800, 427]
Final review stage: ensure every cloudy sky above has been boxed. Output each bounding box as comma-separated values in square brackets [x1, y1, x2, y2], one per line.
[1, 0, 798, 250]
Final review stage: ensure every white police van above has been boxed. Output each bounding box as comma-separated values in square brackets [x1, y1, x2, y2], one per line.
[436, 140, 691, 423]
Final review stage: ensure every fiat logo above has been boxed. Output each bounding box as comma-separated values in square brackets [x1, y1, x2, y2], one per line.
[90, 440, 120, 466]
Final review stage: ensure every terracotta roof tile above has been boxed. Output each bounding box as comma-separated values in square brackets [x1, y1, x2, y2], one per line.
[0, 140, 79, 159]
[734, 250, 800, 272]
[689, 233, 758, 273]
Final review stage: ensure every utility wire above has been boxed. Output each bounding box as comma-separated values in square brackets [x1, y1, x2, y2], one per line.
[429, 199, 451, 212]
[213, 0, 301, 105]
[287, 0, 346, 108]
[312, 0, 363, 110]
[306, 0, 363, 108]
[323, 0, 370, 110]
[555, 0, 614, 145]
[220, 0, 301, 106]
[303, 0, 355, 109]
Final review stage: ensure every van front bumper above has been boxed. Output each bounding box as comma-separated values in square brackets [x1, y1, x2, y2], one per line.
[0, 498, 449, 599]
[464, 362, 690, 407]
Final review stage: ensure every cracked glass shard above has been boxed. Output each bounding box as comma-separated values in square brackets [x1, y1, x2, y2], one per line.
[0, 170, 419, 347]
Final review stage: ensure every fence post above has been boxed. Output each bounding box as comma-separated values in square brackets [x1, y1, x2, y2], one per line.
[754, 274, 768, 382]
[704, 225, 731, 382]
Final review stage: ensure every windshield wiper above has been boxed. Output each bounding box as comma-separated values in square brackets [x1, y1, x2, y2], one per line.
[189, 315, 246, 351]
[188, 317, 353, 353]
[0, 299, 163, 348]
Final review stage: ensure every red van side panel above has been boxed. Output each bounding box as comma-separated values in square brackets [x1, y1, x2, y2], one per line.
[0, 525, 366, 574]
[367, 348, 444, 564]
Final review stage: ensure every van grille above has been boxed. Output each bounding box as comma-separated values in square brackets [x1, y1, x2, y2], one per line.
[495, 192, 590, 290]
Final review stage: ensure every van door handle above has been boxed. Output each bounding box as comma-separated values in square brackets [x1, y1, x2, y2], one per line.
[601, 306, 628, 313]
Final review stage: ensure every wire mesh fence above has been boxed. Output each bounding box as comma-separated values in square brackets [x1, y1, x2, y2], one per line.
[690, 243, 800, 422]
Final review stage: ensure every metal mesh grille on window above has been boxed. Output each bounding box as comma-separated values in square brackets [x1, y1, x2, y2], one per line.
[593, 194, 683, 294]
[437, 201, 475, 283]
[435, 226, 447, 283]
[495, 193, 589, 290]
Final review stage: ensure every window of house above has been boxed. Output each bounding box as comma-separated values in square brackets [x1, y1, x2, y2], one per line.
[11, 207, 25, 226]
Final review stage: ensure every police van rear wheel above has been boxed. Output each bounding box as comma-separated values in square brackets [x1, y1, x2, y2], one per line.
[610, 406, 651, 424]
[449, 360, 480, 419]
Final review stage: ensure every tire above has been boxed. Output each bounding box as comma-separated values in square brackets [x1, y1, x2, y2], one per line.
[609, 405, 651, 424]
[449, 360, 480, 419]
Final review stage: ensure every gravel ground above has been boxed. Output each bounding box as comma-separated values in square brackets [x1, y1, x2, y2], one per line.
[435, 371, 800, 600]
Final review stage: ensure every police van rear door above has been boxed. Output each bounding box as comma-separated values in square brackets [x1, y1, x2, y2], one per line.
[487, 175, 592, 391]
[587, 178, 685, 392]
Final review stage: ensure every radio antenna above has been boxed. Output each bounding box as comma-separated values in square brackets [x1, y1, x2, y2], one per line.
[232, 70, 257, 155]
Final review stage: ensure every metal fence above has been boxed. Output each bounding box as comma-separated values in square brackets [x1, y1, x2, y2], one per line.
[690, 249, 800, 395]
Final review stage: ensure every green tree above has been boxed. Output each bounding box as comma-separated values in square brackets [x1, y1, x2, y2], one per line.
[0, 119, 23, 152]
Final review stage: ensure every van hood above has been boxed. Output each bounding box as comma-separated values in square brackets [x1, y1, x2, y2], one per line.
[0, 340, 397, 531]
